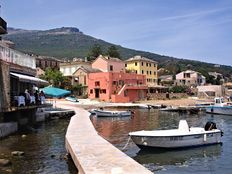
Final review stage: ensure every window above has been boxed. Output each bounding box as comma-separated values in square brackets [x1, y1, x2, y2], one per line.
[184, 73, 191, 78]
[147, 71, 149, 75]
[84, 76, 86, 85]
[90, 89, 93, 94]
[135, 62, 137, 66]
[112, 81, 117, 85]
[110, 65, 113, 71]
[125, 63, 127, 67]
[100, 89, 106, 93]
[150, 71, 151, 75]
[95, 81, 100, 86]
[102, 89, 106, 94]
[124, 90, 128, 96]
[136, 70, 137, 74]
[154, 71, 156, 75]
[142, 62, 144, 66]
[142, 70, 144, 74]
[149, 63, 151, 67]
[154, 64, 156, 67]
[146, 63, 148, 66]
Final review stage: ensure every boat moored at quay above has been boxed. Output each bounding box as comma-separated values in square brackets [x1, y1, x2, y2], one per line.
[206, 97, 232, 116]
[129, 120, 223, 149]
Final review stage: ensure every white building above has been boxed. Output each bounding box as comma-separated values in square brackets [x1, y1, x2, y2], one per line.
[175, 70, 206, 87]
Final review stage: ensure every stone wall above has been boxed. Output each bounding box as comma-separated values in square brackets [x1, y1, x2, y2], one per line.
[0, 60, 10, 112]
[0, 122, 18, 138]
[148, 93, 188, 100]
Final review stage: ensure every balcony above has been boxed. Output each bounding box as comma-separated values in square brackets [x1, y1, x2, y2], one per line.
[0, 17, 7, 34]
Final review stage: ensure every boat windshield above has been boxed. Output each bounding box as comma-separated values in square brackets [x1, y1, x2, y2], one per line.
[215, 98, 224, 104]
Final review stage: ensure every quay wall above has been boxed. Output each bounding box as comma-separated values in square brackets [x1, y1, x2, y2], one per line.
[58, 103, 153, 174]
[0, 122, 18, 138]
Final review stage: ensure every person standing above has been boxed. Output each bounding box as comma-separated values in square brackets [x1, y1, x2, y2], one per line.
[25, 89, 31, 105]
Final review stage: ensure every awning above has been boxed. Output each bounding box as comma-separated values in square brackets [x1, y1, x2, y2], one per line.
[10, 72, 49, 86]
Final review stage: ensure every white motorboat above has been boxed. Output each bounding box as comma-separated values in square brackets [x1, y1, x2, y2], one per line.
[206, 97, 232, 115]
[129, 120, 223, 149]
[90, 109, 132, 117]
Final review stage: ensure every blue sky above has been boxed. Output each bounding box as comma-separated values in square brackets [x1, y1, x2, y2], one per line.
[1, 0, 232, 65]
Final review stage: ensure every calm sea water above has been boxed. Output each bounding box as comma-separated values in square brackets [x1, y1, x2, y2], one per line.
[0, 119, 78, 174]
[92, 109, 232, 174]
[0, 109, 232, 174]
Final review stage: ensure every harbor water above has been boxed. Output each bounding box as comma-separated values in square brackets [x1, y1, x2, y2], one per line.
[0, 119, 78, 174]
[91, 109, 232, 174]
[1, 109, 232, 173]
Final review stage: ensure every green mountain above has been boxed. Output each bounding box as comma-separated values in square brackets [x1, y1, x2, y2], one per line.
[3, 27, 232, 80]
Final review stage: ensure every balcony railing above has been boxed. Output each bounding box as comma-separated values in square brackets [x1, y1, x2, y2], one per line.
[0, 17, 7, 34]
[0, 43, 36, 69]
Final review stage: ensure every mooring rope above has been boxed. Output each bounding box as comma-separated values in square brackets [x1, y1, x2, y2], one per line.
[122, 136, 131, 151]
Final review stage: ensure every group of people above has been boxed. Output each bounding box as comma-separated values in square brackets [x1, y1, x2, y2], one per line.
[19, 89, 45, 105]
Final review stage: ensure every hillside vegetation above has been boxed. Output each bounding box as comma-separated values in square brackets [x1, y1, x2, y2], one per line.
[4, 27, 232, 80]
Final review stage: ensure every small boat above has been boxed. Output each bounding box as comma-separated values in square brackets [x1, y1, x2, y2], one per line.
[129, 120, 223, 149]
[90, 109, 132, 117]
[160, 106, 203, 114]
[65, 96, 79, 102]
[160, 106, 179, 112]
[206, 97, 232, 115]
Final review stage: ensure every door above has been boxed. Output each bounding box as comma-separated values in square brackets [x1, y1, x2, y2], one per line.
[95, 88, 100, 98]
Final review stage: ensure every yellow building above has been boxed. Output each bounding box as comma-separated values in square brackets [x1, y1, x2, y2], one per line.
[125, 55, 158, 87]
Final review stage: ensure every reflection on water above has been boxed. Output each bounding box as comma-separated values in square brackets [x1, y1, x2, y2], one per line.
[92, 109, 232, 174]
[134, 144, 222, 165]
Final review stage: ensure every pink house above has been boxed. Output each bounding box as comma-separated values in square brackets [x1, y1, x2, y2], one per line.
[88, 72, 148, 103]
[92, 55, 125, 72]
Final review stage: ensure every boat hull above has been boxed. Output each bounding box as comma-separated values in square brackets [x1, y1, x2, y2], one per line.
[206, 106, 232, 116]
[130, 132, 222, 149]
[93, 110, 131, 117]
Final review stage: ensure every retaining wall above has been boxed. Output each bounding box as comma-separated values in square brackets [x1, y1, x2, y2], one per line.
[149, 92, 188, 100]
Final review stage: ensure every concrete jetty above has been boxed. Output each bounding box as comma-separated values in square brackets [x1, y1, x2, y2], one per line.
[57, 102, 152, 174]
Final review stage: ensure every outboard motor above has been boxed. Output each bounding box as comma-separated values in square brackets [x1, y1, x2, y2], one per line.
[204, 121, 217, 131]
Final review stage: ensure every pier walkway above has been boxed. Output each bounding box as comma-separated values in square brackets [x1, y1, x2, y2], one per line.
[57, 101, 152, 174]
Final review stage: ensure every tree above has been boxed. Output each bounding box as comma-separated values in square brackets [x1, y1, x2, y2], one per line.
[40, 68, 65, 87]
[87, 44, 103, 60]
[207, 75, 215, 84]
[169, 85, 188, 93]
[106, 45, 120, 58]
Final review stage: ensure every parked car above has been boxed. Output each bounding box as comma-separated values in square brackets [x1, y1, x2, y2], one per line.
[65, 96, 79, 102]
